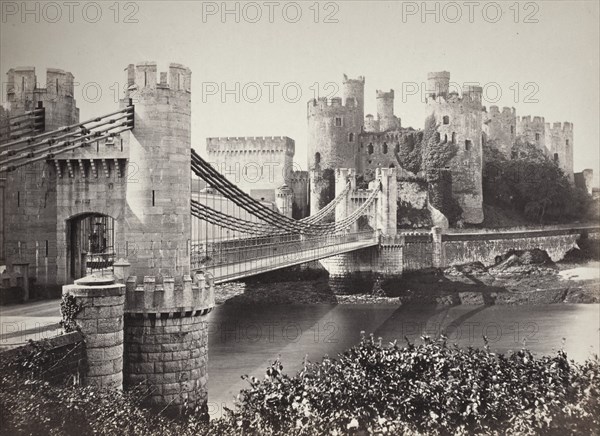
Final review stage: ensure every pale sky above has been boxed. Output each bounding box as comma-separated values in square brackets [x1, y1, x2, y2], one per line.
[1, 1, 598, 183]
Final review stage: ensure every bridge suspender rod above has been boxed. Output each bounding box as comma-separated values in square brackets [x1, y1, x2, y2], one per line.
[0, 105, 133, 151]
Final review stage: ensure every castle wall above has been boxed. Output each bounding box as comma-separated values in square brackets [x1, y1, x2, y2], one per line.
[485, 106, 516, 156]
[358, 129, 419, 174]
[574, 169, 594, 195]
[426, 81, 484, 224]
[516, 115, 546, 152]
[206, 136, 294, 202]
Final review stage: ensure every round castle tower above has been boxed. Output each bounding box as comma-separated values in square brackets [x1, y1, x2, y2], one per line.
[307, 74, 364, 214]
[426, 72, 484, 224]
[427, 71, 451, 100]
[120, 62, 192, 281]
[115, 62, 214, 415]
[376, 89, 399, 132]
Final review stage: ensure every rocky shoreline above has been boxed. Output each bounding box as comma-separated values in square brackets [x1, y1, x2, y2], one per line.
[215, 253, 600, 306]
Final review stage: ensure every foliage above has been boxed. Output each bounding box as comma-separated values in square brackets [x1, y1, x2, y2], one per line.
[317, 168, 336, 211]
[60, 293, 84, 333]
[422, 115, 458, 176]
[395, 133, 422, 174]
[2, 336, 598, 436]
[397, 199, 432, 229]
[483, 142, 592, 224]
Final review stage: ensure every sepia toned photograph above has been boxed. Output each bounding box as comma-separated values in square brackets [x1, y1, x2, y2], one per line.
[0, 1, 599, 434]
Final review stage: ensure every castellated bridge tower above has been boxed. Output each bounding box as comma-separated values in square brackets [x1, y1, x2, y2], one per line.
[426, 72, 484, 224]
[120, 62, 192, 280]
[307, 74, 365, 215]
[2, 67, 80, 294]
[57, 62, 214, 416]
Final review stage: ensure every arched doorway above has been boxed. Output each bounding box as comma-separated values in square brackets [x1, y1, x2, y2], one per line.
[66, 213, 115, 280]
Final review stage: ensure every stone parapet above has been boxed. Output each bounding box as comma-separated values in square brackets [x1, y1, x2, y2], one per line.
[124, 275, 214, 316]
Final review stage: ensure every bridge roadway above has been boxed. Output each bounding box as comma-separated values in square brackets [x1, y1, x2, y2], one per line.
[192, 231, 378, 284]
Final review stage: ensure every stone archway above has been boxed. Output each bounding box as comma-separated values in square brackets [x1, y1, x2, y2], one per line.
[66, 213, 115, 281]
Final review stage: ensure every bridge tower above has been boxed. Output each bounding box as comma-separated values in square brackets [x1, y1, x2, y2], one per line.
[2, 67, 80, 295]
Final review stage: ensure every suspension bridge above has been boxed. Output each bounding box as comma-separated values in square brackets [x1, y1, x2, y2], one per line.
[1, 96, 395, 285]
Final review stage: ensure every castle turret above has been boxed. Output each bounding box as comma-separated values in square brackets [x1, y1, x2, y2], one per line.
[376, 90, 400, 132]
[120, 62, 192, 280]
[342, 74, 365, 123]
[364, 114, 379, 133]
[426, 71, 484, 224]
[275, 184, 294, 218]
[307, 75, 365, 214]
[486, 106, 517, 156]
[427, 71, 451, 100]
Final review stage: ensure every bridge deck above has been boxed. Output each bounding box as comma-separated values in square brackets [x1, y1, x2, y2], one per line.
[193, 232, 377, 284]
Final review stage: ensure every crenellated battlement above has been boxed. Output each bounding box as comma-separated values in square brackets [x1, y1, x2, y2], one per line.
[548, 121, 573, 132]
[376, 89, 394, 99]
[307, 96, 359, 113]
[6, 66, 76, 102]
[125, 274, 214, 316]
[343, 74, 365, 85]
[206, 136, 295, 154]
[489, 106, 516, 115]
[125, 61, 191, 95]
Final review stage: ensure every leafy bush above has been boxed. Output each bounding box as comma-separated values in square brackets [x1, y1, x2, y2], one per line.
[1, 336, 598, 435]
[483, 141, 592, 224]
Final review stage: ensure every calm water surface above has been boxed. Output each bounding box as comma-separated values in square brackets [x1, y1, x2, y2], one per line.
[206, 299, 600, 415]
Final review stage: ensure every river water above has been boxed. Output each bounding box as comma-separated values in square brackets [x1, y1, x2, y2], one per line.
[206, 298, 600, 416]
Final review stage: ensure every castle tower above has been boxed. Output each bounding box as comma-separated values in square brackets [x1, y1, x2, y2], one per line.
[546, 122, 574, 182]
[3, 67, 80, 294]
[426, 72, 484, 224]
[376, 90, 400, 132]
[486, 106, 516, 156]
[516, 115, 546, 152]
[427, 71, 451, 99]
[116, 62, 213, 415]
[307, 75, 364, 214]
[120, 62, 192, 280]
[342, 74, 365, 124]
[364, 114, 379, 133]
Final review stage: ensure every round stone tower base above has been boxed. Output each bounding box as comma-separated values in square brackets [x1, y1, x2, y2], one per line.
[124, 314, 209, 417]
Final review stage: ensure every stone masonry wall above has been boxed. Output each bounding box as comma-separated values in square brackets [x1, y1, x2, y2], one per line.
[124, 315, 208, 413]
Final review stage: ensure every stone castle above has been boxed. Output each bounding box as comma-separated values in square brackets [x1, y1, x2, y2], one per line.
[307, 71, 583, 225]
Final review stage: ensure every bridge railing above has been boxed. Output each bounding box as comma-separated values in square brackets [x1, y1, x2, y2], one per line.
[191, 230, 376, 272]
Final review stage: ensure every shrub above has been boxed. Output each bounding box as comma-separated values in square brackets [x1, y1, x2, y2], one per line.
[1, 336, 598, 435]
